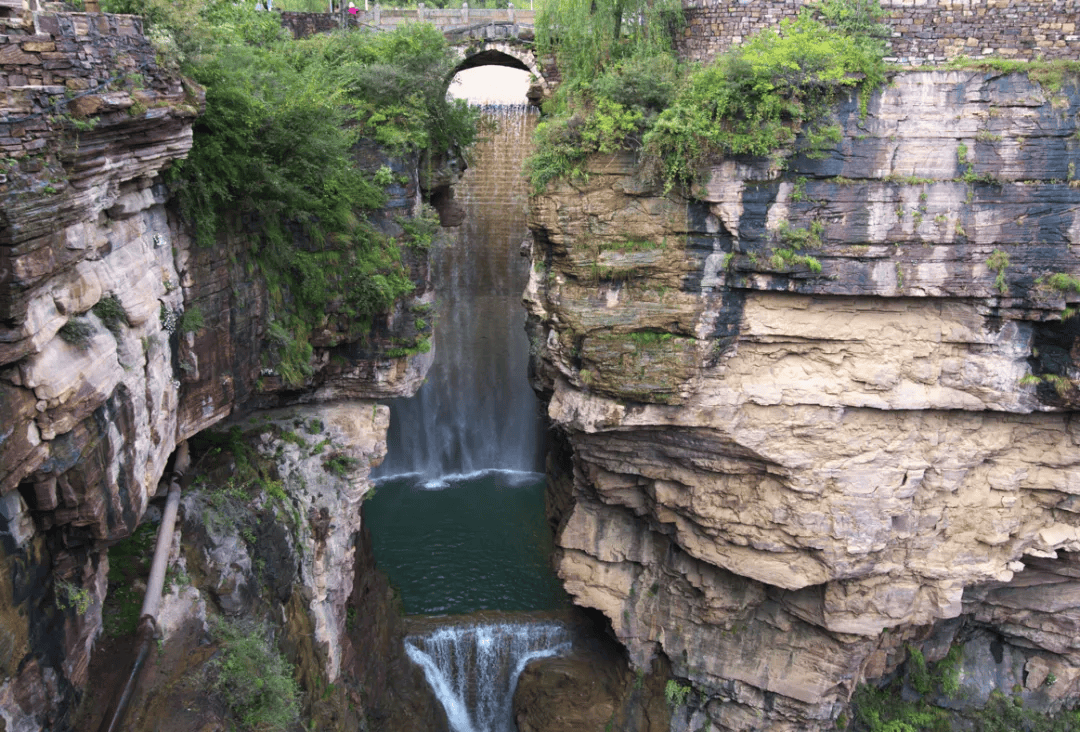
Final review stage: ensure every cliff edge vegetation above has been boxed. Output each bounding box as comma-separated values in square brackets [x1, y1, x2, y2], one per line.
[103, 0, 479, 385]
[529, 0, 889, 193]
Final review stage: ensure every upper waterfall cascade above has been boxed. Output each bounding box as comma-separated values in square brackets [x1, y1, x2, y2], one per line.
[375, 105, 542, 481]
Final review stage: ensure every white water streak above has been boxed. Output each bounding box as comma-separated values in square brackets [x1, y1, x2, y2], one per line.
[405, 622, 571, 732]
[375, 106, 541, 479]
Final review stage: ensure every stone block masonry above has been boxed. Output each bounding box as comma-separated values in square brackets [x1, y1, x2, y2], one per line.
[0, 11, 197, 166]
[279, 6, 535, 39]
[678, 0, 1080, 64]
[0, 11, 194, 241]
[0, 11, 148, 89]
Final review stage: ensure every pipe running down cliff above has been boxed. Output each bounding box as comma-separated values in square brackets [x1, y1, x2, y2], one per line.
[98, 441, 191, 732]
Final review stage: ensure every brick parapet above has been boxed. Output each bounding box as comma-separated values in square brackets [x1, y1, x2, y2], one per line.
[677, 0, 1079, 65]
[279, 6, 536, 38]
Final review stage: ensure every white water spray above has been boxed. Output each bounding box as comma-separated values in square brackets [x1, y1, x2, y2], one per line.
[405, 622, 571, 732]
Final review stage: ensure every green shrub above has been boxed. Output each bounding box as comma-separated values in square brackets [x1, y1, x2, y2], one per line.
[179, 306, 205, 334]
[907, 645, 932, 697]
[212, 620, 300, 731]
[986, 249, 1010, 294]
[58, 318, 95, 348]
[643, 5, 887, 190]
[1045, 272, 1080, 293]
[92, 295, 130, 334]
[56, 580, 92, 615]
[592, 54, 680, 122]
[935, 645, 962, 698]
[664, 679, 691, 707]
[852, 683, 948, 732]
[627, 331, 675, 345]
[324, 454, 360, 477]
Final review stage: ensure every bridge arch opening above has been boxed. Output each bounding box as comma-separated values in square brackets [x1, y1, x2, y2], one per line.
[449, 65, 531, 105]
[455, 48, 529, 74]
[448, 43, 545, 106]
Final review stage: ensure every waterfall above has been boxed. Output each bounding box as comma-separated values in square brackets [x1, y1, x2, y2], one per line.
[405, 622, 572, 732]
[376, 104, 542, 481]
[366, 102, 569, 732]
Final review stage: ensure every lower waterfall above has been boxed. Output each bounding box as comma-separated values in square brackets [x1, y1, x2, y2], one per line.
[404, 622, 572, 732]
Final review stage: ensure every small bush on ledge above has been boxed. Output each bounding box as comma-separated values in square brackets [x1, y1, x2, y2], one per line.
[58, 318, 96, 349]
[210, 619, 300, 732]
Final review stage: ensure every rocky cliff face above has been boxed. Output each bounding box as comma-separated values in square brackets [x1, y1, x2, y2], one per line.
[0, 11, 439, 730]
[1, 13, 201, 727]
[526, 70, 1080, 730]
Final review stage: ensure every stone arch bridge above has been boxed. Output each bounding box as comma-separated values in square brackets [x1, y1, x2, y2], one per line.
[279, 6, 551, 102]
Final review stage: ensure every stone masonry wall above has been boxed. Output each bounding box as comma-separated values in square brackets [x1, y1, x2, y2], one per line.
[279, 6, 535, 39]
[678, 0, 1080, 64]
[0, 12, 150, 89]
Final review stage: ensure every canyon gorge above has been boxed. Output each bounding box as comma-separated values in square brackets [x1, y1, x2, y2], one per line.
[2, 1, 1080, 731]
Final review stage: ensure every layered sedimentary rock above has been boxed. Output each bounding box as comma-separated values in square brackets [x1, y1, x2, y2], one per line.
[526, 70, 1080, 729]
[0, 12, 438, 730]
[0, 14, 201, 728]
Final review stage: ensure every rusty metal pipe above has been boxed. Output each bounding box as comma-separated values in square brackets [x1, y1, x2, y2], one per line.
[98, 441, 189, 732]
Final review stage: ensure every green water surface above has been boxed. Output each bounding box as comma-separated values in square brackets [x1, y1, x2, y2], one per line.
[365, 471, 570, 615]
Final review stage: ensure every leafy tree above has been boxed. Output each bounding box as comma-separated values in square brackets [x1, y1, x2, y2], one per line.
[537, 0, 683, 82]
[104, 0, 479, 385]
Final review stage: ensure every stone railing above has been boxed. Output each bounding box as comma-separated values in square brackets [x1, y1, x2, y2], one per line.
[677, 0, 1079, 65]
[280, 4, 535, 38]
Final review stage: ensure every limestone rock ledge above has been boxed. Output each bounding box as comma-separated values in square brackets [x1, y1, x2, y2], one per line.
[527, 70, 1080, 730]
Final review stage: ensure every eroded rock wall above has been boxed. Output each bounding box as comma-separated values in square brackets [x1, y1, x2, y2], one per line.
[527, 70, 1080, 730]
[0, 14, 200, 728]
[0, 11, 439, 729]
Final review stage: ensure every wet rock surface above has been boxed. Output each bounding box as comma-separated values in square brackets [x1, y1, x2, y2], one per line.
[527, 71, 1080, 730]
[514, 635, 671, 732]
[344, 523, 449, 732]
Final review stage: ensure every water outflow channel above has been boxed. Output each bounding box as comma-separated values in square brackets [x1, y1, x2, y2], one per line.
[367, 105, 570, 732]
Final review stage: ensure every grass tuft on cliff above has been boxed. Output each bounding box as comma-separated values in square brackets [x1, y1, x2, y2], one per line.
[527, 0, 889, 194]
